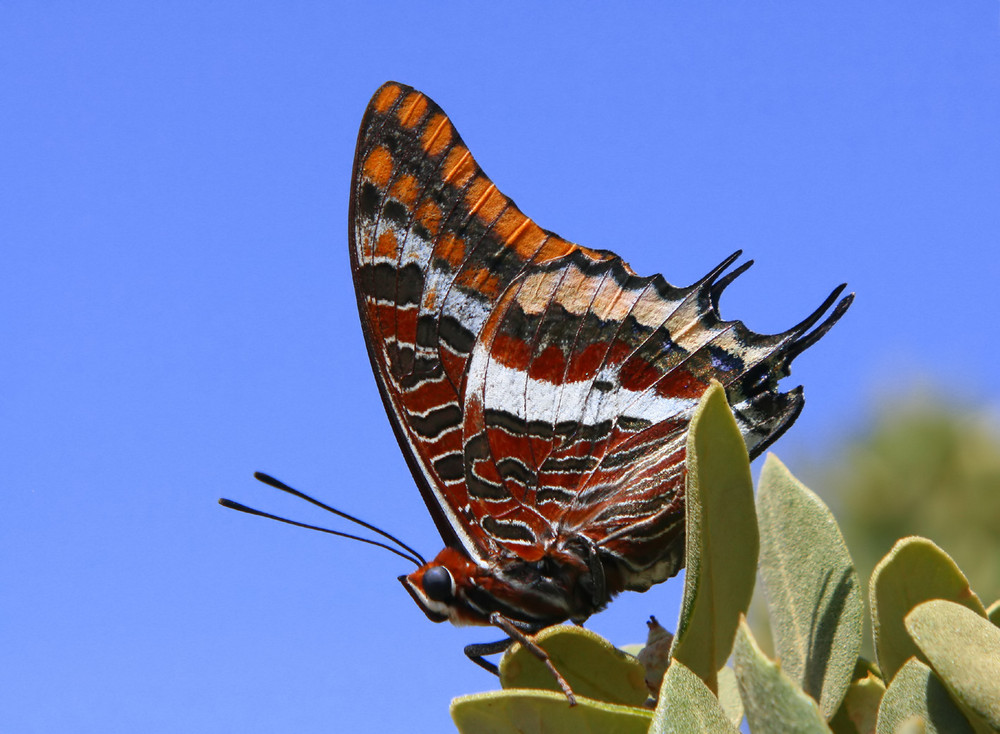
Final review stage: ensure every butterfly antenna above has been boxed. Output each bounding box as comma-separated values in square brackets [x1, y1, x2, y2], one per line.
[248, 472, 428, 566]
[218, 498, 423, 567]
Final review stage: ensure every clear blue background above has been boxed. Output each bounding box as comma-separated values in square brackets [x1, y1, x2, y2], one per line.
[3, 3, 998, 731]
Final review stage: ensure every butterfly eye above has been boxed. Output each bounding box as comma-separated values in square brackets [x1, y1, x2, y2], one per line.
[422, 566, 454, 603]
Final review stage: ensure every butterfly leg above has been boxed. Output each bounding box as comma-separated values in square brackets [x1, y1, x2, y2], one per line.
[583, 538, 607, 608]
[489, 613, 577, 706]
[463, 638, 511, 676]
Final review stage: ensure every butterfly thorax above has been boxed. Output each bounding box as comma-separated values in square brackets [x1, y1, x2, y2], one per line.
[399, 540, 613, 630]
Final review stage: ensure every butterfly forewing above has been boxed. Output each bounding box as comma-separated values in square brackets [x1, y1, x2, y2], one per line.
[350, 83, 588, 561]
[350, 82, 851, 595]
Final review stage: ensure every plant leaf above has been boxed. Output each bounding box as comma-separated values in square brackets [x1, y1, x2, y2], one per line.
[829, 670, 885, 734]
[893, 718, 927, 734]
[733, 617, 833, 733]
[850, 657, 882, 681]
[987, 600, 1000, 628]
[757, 454, 864, 718]
[717, 665, 744, 728]
[869, 537, 986, 681]
[905, 599, 1000, 732]
[451, 690, 653, 734]
[649, 660, 739, 733]
[500, 625, 647, 707]
[670, 382, 759, 692]
[875, 658, 973, 734]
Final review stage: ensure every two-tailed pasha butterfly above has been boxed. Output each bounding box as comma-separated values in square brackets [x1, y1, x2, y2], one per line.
[221, 82, 851, 702]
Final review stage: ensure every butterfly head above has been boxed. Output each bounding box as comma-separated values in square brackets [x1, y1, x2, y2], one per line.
[398, 547, 482, 625]
[399, 544, 605, 628]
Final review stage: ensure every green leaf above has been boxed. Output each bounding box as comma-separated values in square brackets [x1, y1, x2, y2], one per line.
[850, 657, 883, 682]
[875, 658, 973, 734]
[893, 718, 927, 734]
[757, 454, 865, 718]
[451, 690, 653, 734]
[987, 600, 1000, 628]
[905, 599, 1000, 732]
[733, 617, 833, 733]
[670, 382, 759, 692]
[870, 537, 987, 681]
[829, 669, 885, 734]
[717, 665, 745, 729]
[649, 660, 739, 733]
[500, 625, 648, 707]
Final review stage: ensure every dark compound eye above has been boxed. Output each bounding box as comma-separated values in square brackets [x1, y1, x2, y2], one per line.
[422, 566, 454, 603]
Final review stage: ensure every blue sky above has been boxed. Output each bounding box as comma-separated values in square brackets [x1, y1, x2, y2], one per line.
[2, 3, 998, 732]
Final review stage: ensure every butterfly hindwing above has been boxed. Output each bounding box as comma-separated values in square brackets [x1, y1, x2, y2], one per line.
[458, 245, 847, 587]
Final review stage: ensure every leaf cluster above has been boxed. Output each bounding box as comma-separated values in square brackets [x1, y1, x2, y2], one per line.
[451, 384, 1000, 733]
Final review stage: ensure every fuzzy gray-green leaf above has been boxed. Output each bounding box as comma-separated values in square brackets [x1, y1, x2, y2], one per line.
[670, 382, 759, 692]
[905, 599, 1000, 732]
[757, 454, 864, 718]
[870, 537, 986, 681]
[734, 617, 832, 733]
[829, 669, 884, 734]
[650, 661, 739, 734]
[875, 658, 973, 734]
[717, 665, 744, 729]
[451, 690, 652, 734]
[500, 626, 647, 707]
[987, 600, 1000, 628]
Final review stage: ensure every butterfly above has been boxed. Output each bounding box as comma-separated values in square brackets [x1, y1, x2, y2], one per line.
[347, 82, 851, 671]
[222, 81, 851, 698]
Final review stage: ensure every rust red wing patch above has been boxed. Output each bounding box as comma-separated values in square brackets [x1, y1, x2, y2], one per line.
[349, 82, 852, 622]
